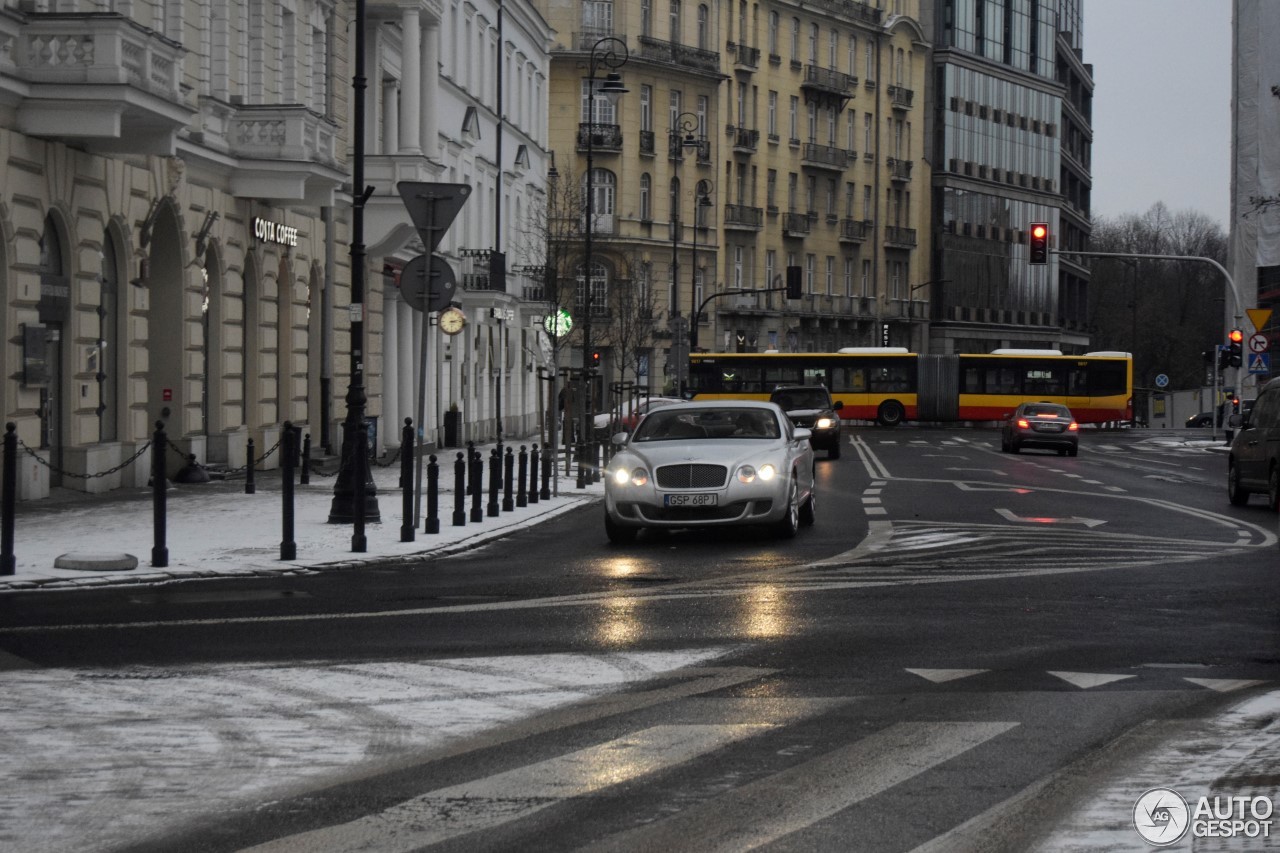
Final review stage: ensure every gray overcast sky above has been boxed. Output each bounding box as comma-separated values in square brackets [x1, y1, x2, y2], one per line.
[1086, 0, 1232, 227]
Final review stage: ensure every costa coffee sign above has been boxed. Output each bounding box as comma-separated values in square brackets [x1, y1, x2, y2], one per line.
[253, 217, 298, 247]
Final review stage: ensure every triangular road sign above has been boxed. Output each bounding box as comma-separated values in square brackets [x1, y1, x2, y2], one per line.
[397, 182, 471, 253]
[1246, 307, 1272, 332]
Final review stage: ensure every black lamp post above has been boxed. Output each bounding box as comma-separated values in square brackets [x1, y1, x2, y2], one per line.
[689, 179, 713, 352]
[328, 0, 380, 547]
[580, 37, 628, 474]
[670, 112, 699, 393]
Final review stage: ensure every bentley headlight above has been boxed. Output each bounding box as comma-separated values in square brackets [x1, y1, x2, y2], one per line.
[612, 467, 631, 485]
[613, 467, 649, 486]
[758, 463, 778, 480]
[737, 465, 757, 484]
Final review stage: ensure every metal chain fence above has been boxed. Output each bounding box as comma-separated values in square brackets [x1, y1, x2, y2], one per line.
[17, 439, 153, 480]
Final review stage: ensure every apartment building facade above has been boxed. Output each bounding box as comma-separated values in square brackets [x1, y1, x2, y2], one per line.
[0, 0, 553, 501]
[537, 0, 931, 395]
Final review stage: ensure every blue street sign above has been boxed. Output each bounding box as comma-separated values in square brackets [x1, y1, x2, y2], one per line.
[1248, 352, 1270, 374]
[1154, 373, 1169, 388]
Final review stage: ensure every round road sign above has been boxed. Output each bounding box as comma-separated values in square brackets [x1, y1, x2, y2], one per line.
[1154, 373, 1169, 388]
[1248, 333, 1269, 353]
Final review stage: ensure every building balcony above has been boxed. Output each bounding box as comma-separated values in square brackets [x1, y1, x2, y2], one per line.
[637, 35, 720, 74]
[887, 157, 913, 182]
[802, 142, 849, 171]
[887, 84, 914, 110]
[838, 218, 871, 243]
[730, 42, 760, 71]
[573, 29, 623, 51]
[577, 122, 623, 152]
[639, 129, 655, 155]
[806, 0, 882, 26]
[724, 203, 764, 230]
[782, 212, 811, 238]
[731, 126, 759, 153]
[9, 11, 194, 156]
[884, 225, 917, 248]
[195, 100, 344, 206]
[801, 64, 854, 99]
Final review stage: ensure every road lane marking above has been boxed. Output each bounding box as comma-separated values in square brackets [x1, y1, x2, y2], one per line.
[995, 509, 1106, 527]
[581, 721, 1019, 853]
[1048, 672, 1137, 689]
[241, 724, 773, 853]
[906, 668, 989, 683]
[1184, 678, 1268, 692]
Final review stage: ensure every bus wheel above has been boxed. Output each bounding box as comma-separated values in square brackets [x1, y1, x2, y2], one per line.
[877, 400, 905, 428]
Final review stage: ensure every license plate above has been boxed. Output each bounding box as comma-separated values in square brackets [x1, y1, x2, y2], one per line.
[1035, 424, 1063, 432]
[664, 493, 717, 507]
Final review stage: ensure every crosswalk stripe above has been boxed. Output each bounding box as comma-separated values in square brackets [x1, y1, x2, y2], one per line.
[240, 724, 771, 853]
[584, 722, 1018, 852]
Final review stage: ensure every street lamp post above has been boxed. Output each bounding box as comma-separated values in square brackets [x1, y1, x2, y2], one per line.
[327, 0, 380, 547]
[669, 112, 699, 394]
[580, 37, 628, 484]
[908, 278, 948, 353]
[690, 179, 713, 352]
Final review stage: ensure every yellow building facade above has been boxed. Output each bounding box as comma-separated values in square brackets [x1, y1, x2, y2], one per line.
[538, 0, 931, 395]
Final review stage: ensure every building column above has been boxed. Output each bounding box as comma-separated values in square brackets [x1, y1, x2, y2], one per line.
[384, 296, 400, 429]
[382, 78, 399, 154]
[399, 6, 422, 154]
[421, 19, 440, 160]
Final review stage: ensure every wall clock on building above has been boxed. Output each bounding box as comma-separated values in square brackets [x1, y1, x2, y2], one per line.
[438, 307, 466, 335]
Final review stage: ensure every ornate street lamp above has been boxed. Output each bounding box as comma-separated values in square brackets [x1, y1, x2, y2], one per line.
[690, 178, 713, 352]
[669, 111, 700, 394]
[579, 36, 628, 484]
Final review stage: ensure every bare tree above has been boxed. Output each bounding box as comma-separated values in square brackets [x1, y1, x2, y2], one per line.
[1088, 203, 1227, 395]
[595, 248, 664, 404]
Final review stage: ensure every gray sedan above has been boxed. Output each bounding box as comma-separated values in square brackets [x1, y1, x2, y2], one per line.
[603, 401, 816, 543]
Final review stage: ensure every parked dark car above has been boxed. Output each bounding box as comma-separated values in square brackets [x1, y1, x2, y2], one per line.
[769, 385, 844, 459]
[1227, 379, 1280, 510]
[1000, 402, 1079, 456]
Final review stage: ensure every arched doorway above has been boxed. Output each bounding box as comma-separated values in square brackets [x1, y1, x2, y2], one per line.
[146, 202, 185, 431]
[37, 213, 70, 483]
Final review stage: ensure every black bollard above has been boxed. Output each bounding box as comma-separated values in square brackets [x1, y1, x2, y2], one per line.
[592, 440, 602, 484]
[516, 446, 528, 507]
[152, 420, 169, 568]
[400, 417, 415, 542]
[487, 448, 500, 517]
[301, 432, 311, 485]
[425, 454, 440, 534]
[527, 444, 539, 505]
[469, 447, 483, 522]
[2, 423, 16, 576]
[245, 436, 256, 494]
[576, 441, 586, 489]
[503, 447, 515, 512]
[452, 452, 466, 526]
[280, 422, 297, 560]
[466, 441, 477, 495]
[540, 441, 552, 500]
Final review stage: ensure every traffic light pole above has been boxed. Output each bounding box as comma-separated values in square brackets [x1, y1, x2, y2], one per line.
[692, 287, 788, 351]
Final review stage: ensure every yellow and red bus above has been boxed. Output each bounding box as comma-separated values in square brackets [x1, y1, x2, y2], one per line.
[686, 348, 1132, 427]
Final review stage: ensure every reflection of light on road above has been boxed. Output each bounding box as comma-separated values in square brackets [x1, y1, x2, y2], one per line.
[596, 596, 642, 646]
[741, 584, 790, 639]
[606, 558, 641, 577]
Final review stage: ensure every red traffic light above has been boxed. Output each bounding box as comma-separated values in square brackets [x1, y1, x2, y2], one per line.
[1228, 328, 1244, 344]
[1031, 224, 1047, 239]
[1029, 222, 1049, 265]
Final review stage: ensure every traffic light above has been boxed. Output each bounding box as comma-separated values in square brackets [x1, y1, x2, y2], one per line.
[1218, 345, 1231, 371]
[1227, 328, 1244, 368]
[1029, 223, 1049, 265]
[591, 350, 601, 367]
[785, 265, 802, 299]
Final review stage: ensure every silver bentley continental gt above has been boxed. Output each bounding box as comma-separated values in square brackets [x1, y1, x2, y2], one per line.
[603, 401, 816, 544]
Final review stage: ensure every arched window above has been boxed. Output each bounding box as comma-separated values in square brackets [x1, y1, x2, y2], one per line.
[697, 5, 709, 50]
[640, 173, 652, 221]
[37, 215, 68, 458]
[584, 168, 617, 233]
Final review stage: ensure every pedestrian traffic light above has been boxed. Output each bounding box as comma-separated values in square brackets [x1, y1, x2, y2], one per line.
[1227, 328, 1243, 368]
[785, 265, 802, 299]
[1029, 223, 1049, 265]
[1217, 345, 1231, 371]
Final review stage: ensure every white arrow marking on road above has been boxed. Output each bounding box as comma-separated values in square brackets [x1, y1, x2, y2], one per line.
[995, 508, 1106, 527]
[1184, 677, 1268, 693]
[906, 668, 989, 683]
[1049, 671, 1136, 689]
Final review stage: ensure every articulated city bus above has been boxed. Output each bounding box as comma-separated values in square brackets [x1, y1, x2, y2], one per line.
[686, 348, 1133, 427]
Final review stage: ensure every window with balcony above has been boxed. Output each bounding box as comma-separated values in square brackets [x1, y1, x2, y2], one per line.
[583, 1, 614, 31]
[847, 34, 857, 77]
[766, 170, 777, 209]
[697, 4, 709, 50]
[640, 85, 652, 130]
[670, 0, 682, 44]
[808, 23, 818, 64]
[829, 30, 838, 69]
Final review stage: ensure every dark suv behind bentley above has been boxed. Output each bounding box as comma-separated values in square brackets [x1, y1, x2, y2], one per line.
[769, 385, 844, 459]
